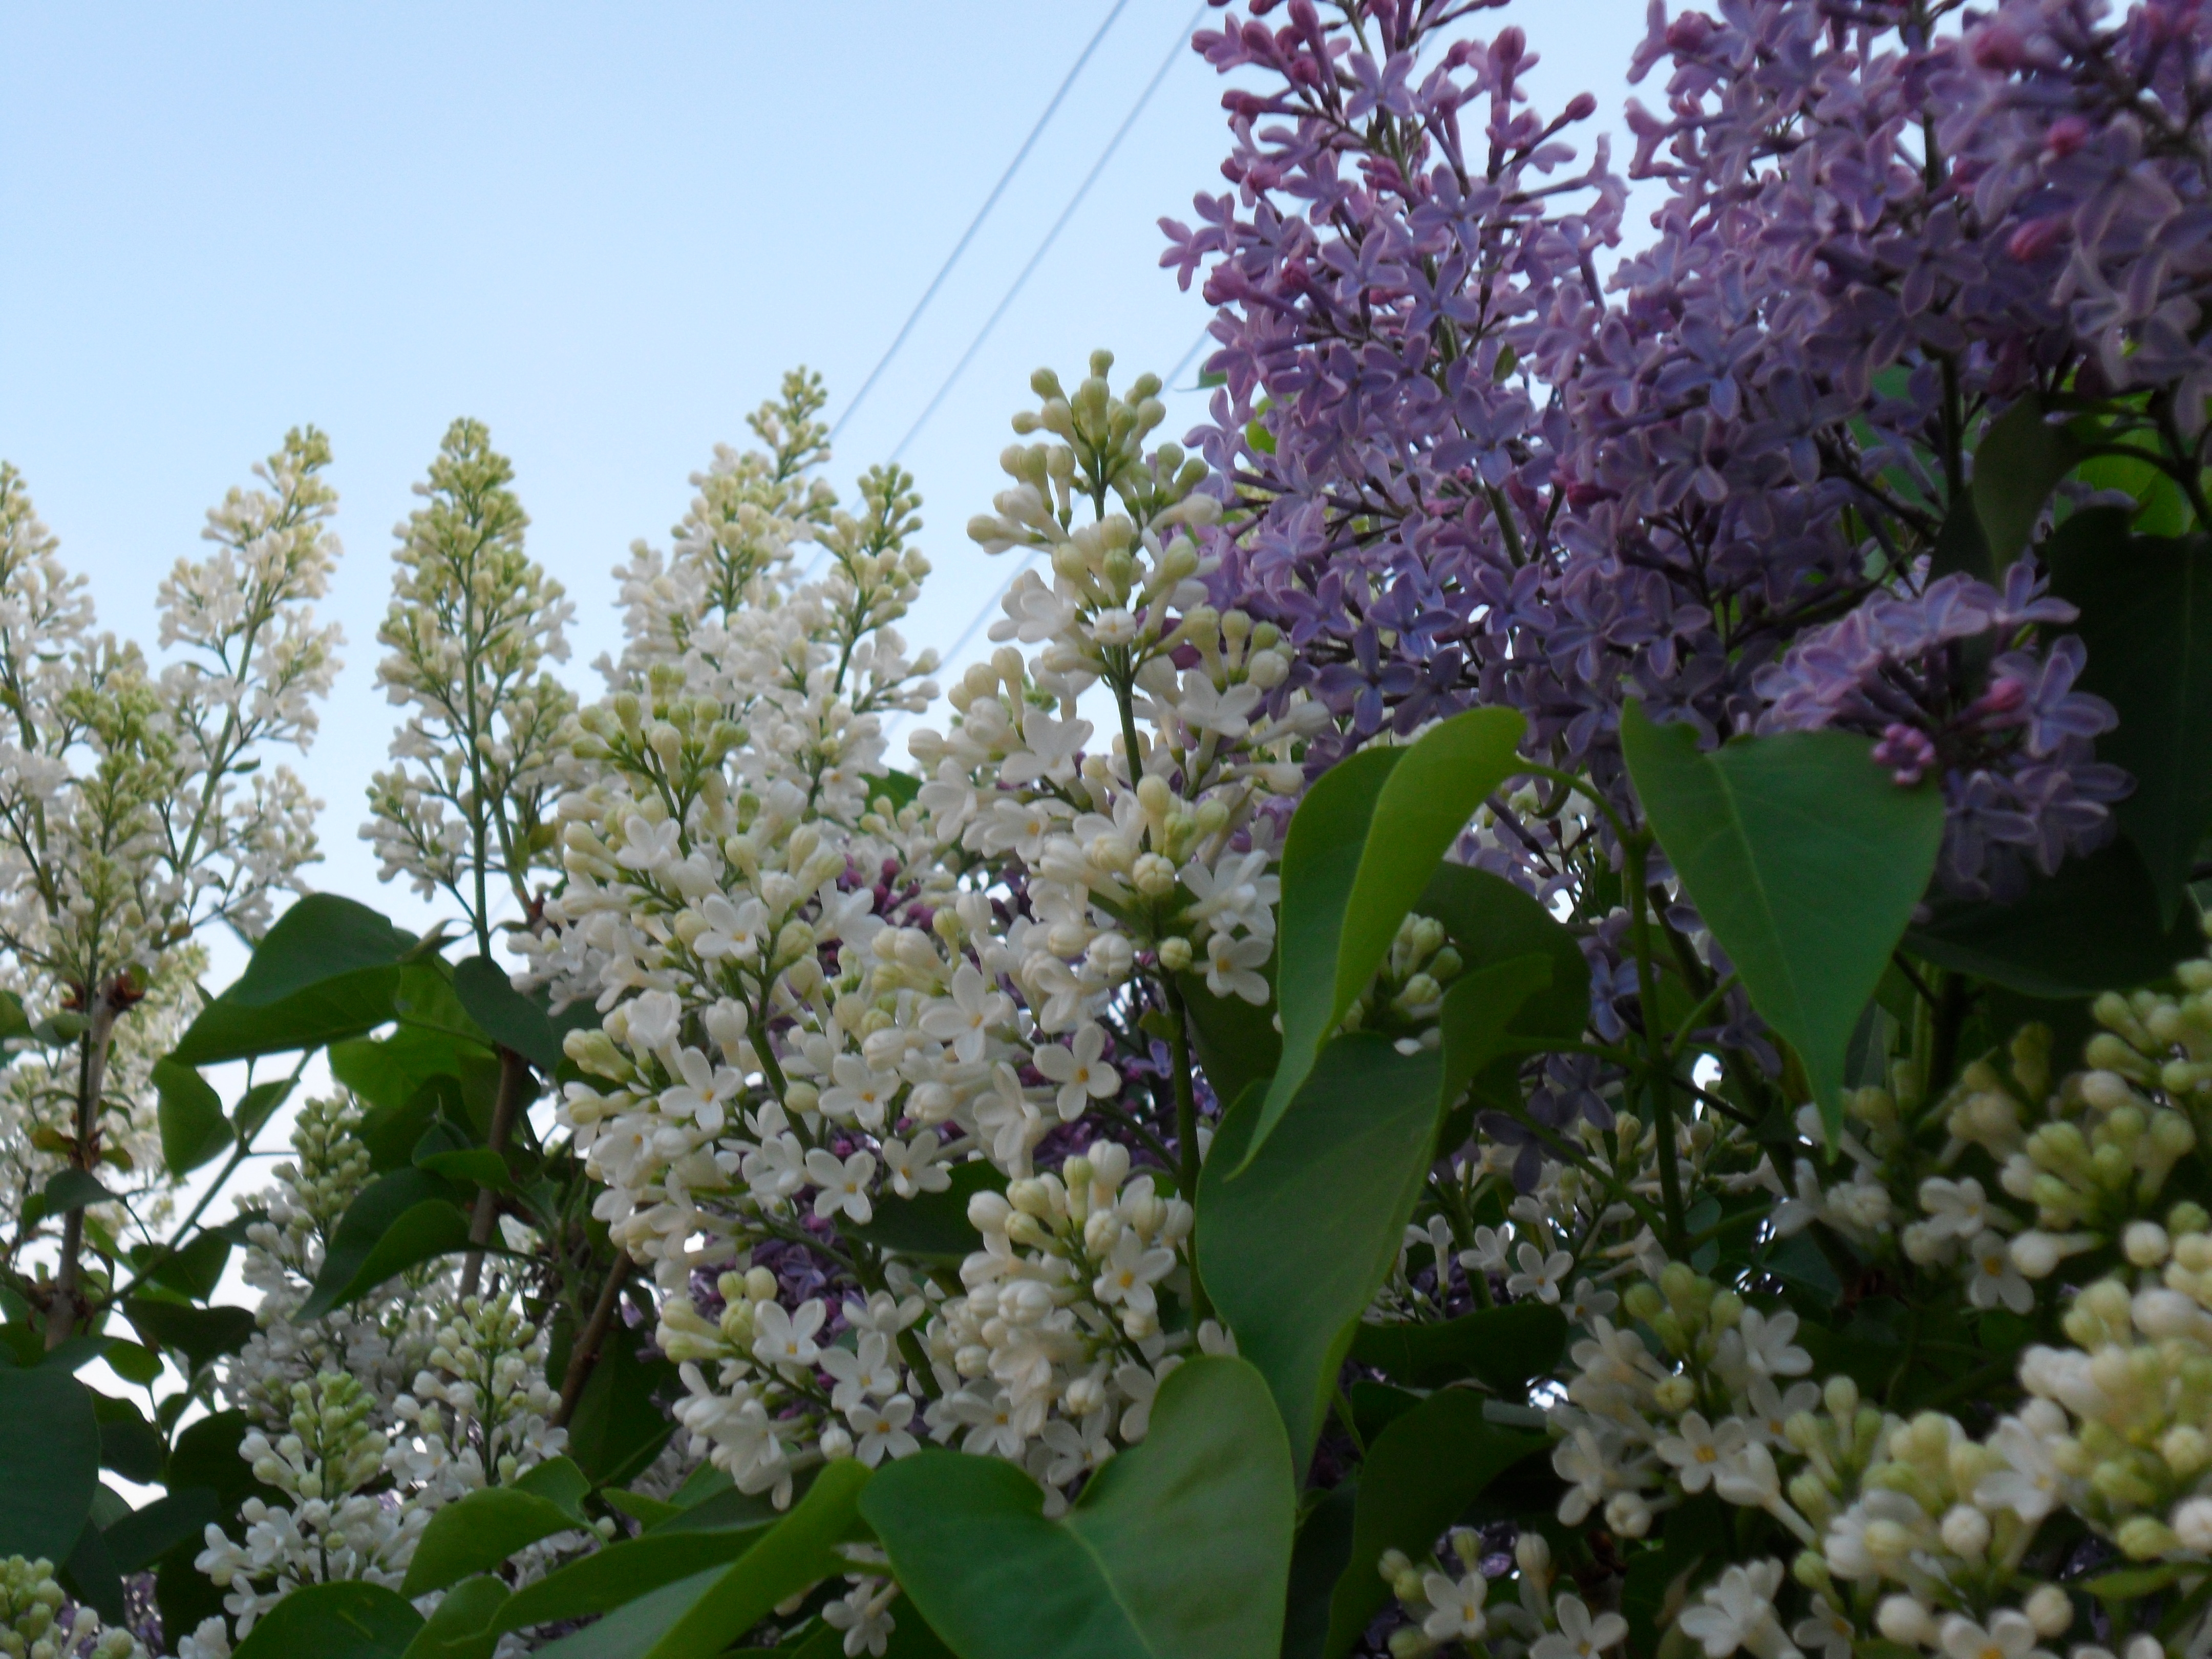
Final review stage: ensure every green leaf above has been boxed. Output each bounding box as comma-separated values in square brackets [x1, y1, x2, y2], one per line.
[453, 955, 573, 1073]
[1325, 1391, 1549, 1658]
[1175, 968, 1280, 1109]
[865, 1357, 1295, 1659]
[61, 1511, 125, 1623]
[403, 1485, 590, 1596]
[1973, 393, 2086, 566]
[1908, 836, 2198, 999]
[40, 1168, 113, 1214]
[1283, 1482, 1360, 1659]
[514, 1454, 591, 1519]
[0, 990, 30, 1043]
[1418, 863, 1590, 1053]
[1437, 955, 1554, 1119]
[0, 1366, 100, 1560]
[1620, 704, 1945, 1137]
[2048, 509, 2212, 922]
[862, 769, 924, 812]
[563, 1324, 678, 1488]
[104, 1488, 220, 1575]
[136, 1228, 233, 1302]
[91, 1392, 165, 1481]
[174, 966, 400, 1065]
[846, 1161, 1004, 1263]
[299, 1169, 473, 1320]
[167, 1410, 281, 1514]
[231, 1580, 424, 1659]
[1254, 711, 1527, 1164]
[224, 894, 421, 1007]
[628, 1460, 874, 1659]
[333, 1029, 489, 1115]
[153, 1058, 231, 1176]
[490, 1512, 771, 1635]
[174, 895, 420, 1066]
[402, 1575, 511, 1659]
[124, 1298, 256, 1375]
[528, 1570, 724, 1659]
[1201, 1038, 1442, 1472]
[1347, 1302, 1568, 1394]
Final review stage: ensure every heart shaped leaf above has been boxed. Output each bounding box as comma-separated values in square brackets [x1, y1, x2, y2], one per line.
[1621, 704, 1944, 1138]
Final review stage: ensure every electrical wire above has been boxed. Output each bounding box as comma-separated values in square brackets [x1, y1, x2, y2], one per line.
[885, 3, 1209, 465]
[827, 1, 1131, 447]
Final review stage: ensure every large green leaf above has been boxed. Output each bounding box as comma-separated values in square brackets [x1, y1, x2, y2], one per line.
[104, 1488, 219, 1575]
[1347, 1302, 1568, 1393]
[225, 894, 420, 1006]
[0, 1366, 100, 1559]
[125, 1298, 257, 1376]
[173, 895, 418, 1065]
[1418, 863, 1589, 1050]
[1175, 968, 1281, 1108]
[1324, 1391, 1549, 1658]
[1908, 836, 2199, 999]
[453, 955, 583, 1073]
[332, 1028, 490, 1114]
[402, 1576, 511, 1659]
[1199, 1037, 1442, 1473]
[403, 1484, 588, 1596]
[231, 1581, 424, 1659]
[298, 1169, 473, 1320]
[564, 1324, 678, 1488]
[1620, 704, 1945, 1137]
[491, 1513, 772, 1634]
[865, 1357, 1294, 1659]
[1437, 955, 1555, 1119]
[626, 1460, 873, 1659]
[1253, 711, 1527, 1164]
[153, 1057, 231, 1176]
[2048, 509, 2212, 922]
[847, 1161, 1004, 1264]
[1973, 393, 2086, 567]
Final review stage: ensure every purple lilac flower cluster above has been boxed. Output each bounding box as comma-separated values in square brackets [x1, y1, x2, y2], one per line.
[1756, 561, 2127, 898]
[1163, 0, 2211, 903]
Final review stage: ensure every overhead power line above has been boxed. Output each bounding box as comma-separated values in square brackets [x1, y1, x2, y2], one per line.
[887, 3, 1209, 465]
[827, 0, 1130, 447]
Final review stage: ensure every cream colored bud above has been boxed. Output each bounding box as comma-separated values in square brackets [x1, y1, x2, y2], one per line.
[1876, 1595, 1933, 1645]
[2024, 1584, 2073, 1637]
[1939, 1504, 1990, 1557]
[2126, 1221, 2173, 1266]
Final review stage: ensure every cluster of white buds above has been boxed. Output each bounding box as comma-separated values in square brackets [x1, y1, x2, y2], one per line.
[0, 1555, 138, 1659]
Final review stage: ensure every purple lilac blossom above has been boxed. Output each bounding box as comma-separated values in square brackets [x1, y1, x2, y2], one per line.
[1165, 0, 2205, 904]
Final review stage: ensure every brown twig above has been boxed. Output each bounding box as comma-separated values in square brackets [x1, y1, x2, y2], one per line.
[457, 1045, 531, 1301]
[550, 1253, 634, 1429]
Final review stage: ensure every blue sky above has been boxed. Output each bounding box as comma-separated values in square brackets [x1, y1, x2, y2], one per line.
[1, 0, 1653, 945]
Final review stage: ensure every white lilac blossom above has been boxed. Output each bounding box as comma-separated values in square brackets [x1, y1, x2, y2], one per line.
[0, 434, 340, 1339]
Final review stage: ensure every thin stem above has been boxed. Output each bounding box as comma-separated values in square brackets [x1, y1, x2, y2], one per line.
[1624, 836, 1687, 1250]
[458, 1046, 532, 1301]
[1160, 977, 1211, 1324]
[549, 1254, 632, 1429]
[48, 992, 119, 1350]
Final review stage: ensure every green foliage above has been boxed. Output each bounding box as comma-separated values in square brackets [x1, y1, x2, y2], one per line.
[172, 893, 417, 1064]
[0, 1366, 100, 1560]
[2048, 508, 2212, 922]
[230, 1581, 424, 1658]
[297, 1167, 474, 1318]
[1621, 704, 1946, 1136]
[864, 1358, 1295, 1659]
[1255, 710, 1528, 1164]
[1324, 1393, 1549, 1657]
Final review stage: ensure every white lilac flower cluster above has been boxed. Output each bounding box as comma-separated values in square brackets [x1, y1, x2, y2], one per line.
[193, 1096, 580, 1645]
[1479, 938, 2212, 1659]
[522, 354, 1325, 1530]
[0, 1554, 138, 1659]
